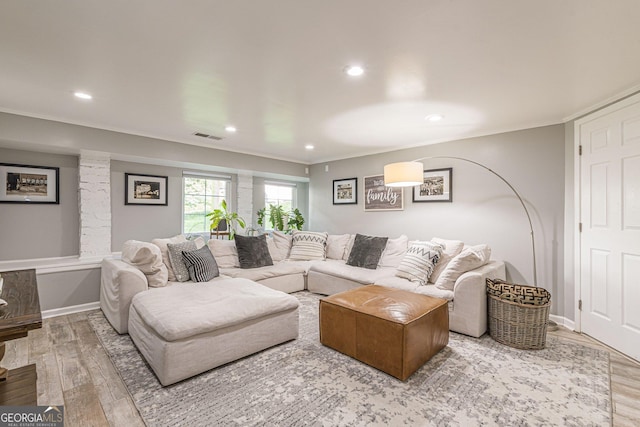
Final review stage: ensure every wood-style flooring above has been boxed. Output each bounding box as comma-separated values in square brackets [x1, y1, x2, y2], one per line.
[1, 311, 639, 427]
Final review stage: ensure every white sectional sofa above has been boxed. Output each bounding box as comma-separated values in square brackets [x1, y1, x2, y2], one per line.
[100, 231, 506, 385]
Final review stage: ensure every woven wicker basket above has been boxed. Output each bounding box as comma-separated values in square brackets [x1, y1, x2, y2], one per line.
[487, 293, 551, 350]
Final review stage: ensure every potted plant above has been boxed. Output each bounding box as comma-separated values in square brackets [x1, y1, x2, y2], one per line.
[206, 199, 246, 239]
[257, 204, 304, 234]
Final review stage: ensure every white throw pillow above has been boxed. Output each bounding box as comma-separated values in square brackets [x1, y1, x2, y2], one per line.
[207, 239, 240, 268]
[428, 237, 464, 284]
[342, 234, 356, 261]
[326, 234, 351, 260]
[271, 231, 292, 261]
[395, 241, 443, 285]
[122, 240, 169, 288]
[378, 235, 409, 268]
[435, 244, 491, 291]
[288, 231, 328, 261]
[151, 234, 188, 281]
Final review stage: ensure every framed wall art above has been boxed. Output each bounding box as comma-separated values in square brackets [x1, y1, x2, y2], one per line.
[0, 163, 60, 204]
[412, 168, 452, 203]
[363, 174, 403, 211]
[333, 178, 357, 205]
[125, 173, 168, 206]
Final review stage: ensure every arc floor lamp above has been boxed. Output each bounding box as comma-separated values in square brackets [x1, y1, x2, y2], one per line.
[384, 156, 538, 286]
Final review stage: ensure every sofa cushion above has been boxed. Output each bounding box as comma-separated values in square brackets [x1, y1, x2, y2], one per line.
[220, 261, 308, 282]
[151, 234, 188, 282]
[395, 241, 443, 285]
[122, 240, 169, 288]
[429, 237, 464, 284]
[167, 241, 197, 282]
[346, 234, 388, 269]
[378, 234, 409, 268]
[309, 259, 397, 284]
[130, 278, 299, 342]
[208, 239, 240, 268]
[288, 231, 328, 261]
[435, 244, 491, 291]
[182, 245, 220, 282]
[235, 234, 274, 269]
[375, 276, 454, 301]
[326, 234, 351, 260]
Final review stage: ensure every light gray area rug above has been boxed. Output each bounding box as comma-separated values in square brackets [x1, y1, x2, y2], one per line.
[89, 292, 611, 426]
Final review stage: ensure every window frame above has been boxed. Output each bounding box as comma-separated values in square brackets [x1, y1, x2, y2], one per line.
[182, 172, 232, 235]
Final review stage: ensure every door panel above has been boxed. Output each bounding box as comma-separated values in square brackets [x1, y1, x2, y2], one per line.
[579, 97, 640, 362]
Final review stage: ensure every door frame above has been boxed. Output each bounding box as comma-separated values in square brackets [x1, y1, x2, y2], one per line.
[573, 91, 640, 333]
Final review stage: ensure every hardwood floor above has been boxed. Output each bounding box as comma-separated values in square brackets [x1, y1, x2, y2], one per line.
[2, 312, 639, 427]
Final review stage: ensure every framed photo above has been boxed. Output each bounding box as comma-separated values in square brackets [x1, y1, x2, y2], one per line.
[125, 173, 168, 206]
[363, 174, 403, 211]
[413, 168, 452, 203]
[333, 178, 357, 205]
[0, 163, 59, 204]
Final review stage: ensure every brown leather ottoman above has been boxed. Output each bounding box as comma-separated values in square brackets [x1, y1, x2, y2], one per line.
[319, 285, 449, 381]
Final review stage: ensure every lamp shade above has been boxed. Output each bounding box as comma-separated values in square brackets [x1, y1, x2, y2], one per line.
[384, 161, 424, 187]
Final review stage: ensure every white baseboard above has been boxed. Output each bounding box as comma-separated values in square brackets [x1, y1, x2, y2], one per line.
[550, 314, 575, 331]
[42, 301, 100, 319]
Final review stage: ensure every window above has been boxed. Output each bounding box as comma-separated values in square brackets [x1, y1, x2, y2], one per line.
[183, 175, 231, 234]
[264, 182, 296, 229]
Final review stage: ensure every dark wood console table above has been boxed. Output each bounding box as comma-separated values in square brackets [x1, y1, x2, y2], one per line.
[0, 269, 42, 405]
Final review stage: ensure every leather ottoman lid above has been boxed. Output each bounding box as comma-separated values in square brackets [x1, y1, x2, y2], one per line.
[322, 285, 447, 325]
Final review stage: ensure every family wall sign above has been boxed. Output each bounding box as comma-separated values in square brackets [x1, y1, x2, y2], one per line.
[363, 175, 404, 211]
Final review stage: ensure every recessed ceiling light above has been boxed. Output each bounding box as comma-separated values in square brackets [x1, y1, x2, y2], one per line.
[74, 91, 92, 100]
[425, 114, 444, 122]
[345, 65, 364, 77]
[225, 125, 237, 133]
[305, 144, 314, 150]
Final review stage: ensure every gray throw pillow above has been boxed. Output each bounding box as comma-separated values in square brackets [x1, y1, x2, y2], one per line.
[346, 234, 388, 269]
[167, 240, 197, 282]
[181, 246, 219, 282]
[234, 234, 274, 269]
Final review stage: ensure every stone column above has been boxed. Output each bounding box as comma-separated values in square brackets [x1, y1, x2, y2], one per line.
[236, 171, 253, 234]
[78, 150, 111, 258]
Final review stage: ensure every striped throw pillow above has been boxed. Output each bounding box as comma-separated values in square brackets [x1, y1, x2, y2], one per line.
[395, 241, 443, 285]
[288, 231, 328, 261]
[181, 246, 219, 282]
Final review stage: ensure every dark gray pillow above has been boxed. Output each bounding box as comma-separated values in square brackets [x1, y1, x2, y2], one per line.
[346, 234, 389, 269]
[181, 245, 219, 282]
[235, 234, 274, 269]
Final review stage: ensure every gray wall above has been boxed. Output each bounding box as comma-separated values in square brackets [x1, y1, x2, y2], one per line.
[111, 161, 184, 250]
[0, 148, 79, 260]
[37, 268, 101, 311]
[309, 125, 566, 316]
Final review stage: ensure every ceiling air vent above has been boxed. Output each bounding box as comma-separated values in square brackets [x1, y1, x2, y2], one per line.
[193, 132, 223, 141]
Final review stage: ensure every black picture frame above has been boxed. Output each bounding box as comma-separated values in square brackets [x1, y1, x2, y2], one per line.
[412, 168, 453, 203]
[0, 163, 60, 204]
[333, 177, 358, 205]
[125, 173, 168, 206]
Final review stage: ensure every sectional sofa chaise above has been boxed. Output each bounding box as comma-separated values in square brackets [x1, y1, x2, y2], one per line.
[100, 231, 505, 385]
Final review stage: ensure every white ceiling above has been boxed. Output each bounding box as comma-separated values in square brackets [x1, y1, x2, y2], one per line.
[1, 1, 640, 164]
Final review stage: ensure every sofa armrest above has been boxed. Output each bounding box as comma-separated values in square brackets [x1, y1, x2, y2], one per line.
[450, 260, 506, 337]
[100, 258, 148, 334]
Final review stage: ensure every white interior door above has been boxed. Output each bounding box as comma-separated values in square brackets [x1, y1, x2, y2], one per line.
[578, 95, 640, 361]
